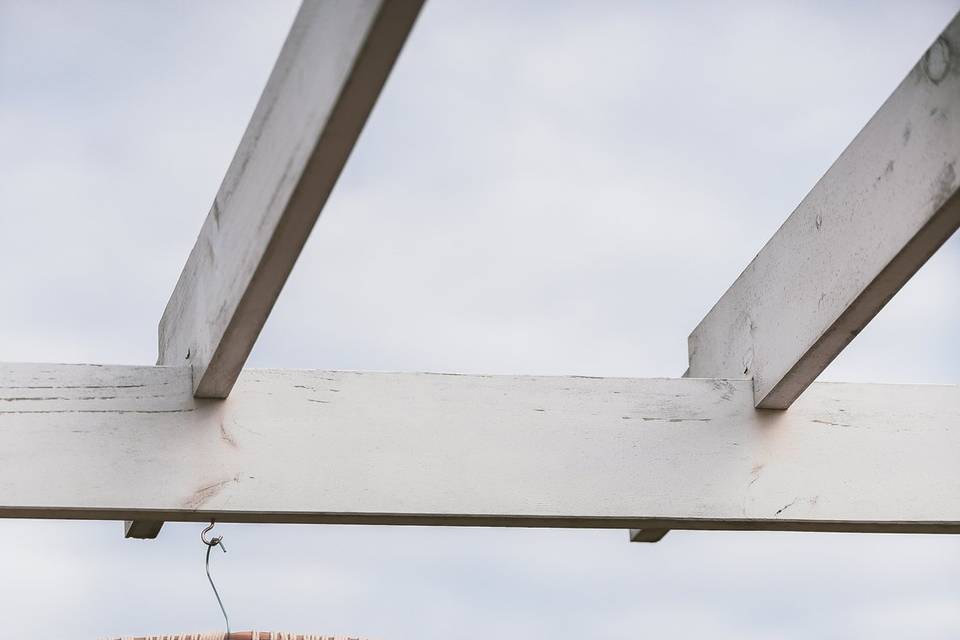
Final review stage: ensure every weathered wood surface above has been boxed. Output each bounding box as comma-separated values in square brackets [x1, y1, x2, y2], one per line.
[158, 0, 423, 398]
[2, 363, 959, 532]
[689, 11, 960, 408]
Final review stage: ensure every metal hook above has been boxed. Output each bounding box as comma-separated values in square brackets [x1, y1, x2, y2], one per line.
[201, 521, 231, 638]
[202, 521, 227, 553]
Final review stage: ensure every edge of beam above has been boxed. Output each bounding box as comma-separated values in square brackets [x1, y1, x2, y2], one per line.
[1, 364, 958, 533]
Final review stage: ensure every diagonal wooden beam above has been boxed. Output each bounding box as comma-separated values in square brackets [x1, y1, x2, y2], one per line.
[159, 0, 423, 398]
[4, 363, 960, 532]
[689, 11, 960, 409]
[131, 0, 423, 539]
[637, 6, 960, 547]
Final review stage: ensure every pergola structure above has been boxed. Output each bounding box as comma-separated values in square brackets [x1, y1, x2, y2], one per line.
[2, 0, 959, 545]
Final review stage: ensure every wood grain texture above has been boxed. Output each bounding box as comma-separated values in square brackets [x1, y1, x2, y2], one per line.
[689, 11, 960, 408]
[158, 0, 423, 398]
[2, 363, 959, 532]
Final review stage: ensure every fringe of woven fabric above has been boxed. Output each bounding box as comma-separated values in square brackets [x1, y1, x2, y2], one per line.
[109, 633, 363, 640]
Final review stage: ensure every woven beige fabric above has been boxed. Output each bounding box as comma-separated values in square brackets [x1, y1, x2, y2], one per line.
[110, 633, 363, 640]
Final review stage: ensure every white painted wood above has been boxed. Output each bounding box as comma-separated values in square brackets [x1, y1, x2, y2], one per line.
[627, 371, 690, 542]
[158, 0, 423, 398]
[141, 0, 422, 539]
[2, 363, 959, 532]
[689, 12, 960, 408]
[629, 371, 701, 541]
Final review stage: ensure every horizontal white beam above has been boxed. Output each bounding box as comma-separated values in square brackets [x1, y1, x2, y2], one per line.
[689, 12, 960, 409]
[1, 363, 958, 532]
[159, 0, 423, 398]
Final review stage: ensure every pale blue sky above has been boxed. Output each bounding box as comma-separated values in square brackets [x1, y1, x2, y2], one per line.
[1, 1, 959, 638]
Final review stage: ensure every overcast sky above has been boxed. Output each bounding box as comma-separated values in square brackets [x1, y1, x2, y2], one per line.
[1, 1, 960, 638]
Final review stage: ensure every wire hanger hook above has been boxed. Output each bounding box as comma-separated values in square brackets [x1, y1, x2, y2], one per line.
[201, 521, 231, 638]
[201, 521, 227, 552]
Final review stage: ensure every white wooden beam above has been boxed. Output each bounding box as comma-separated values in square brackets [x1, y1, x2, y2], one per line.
[689, 12, 960, 409]
[3, 363, 959, 532]
[158, 0, 423, 397]
[628, 372, 690, 543]
[134, 0, 423, 538]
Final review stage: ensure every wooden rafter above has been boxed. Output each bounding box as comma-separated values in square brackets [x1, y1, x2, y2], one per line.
[4, 363, 959, 533]
[159, 0, 423, 398]
[689, 13, 960, 409]
[4, 4, 960, 545]
[128, 0, 424, 538]
[625, 8, 960, 545]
